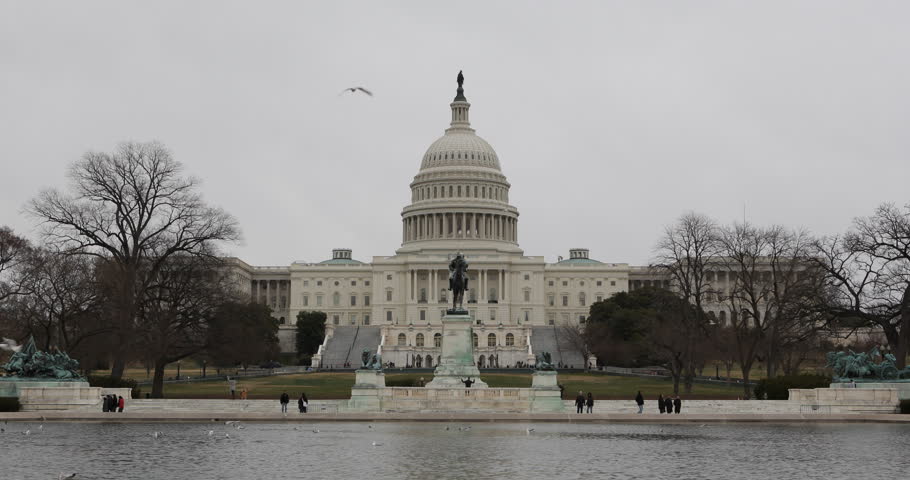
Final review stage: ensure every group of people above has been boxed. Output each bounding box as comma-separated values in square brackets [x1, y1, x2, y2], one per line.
[279, 392, 309, 413]
[227, 377, 248, 400]
[574, 391, 595, 413]
[101, 394, 124, 412]
[657, 394, 683, 414]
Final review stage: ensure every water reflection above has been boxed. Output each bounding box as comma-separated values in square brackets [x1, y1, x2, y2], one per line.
[0, 422, 907, 479]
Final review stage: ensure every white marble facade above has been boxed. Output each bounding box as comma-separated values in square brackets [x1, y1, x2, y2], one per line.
[229, 79, 658, 354]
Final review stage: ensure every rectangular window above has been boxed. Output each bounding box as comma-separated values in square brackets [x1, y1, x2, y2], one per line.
[611, 280, 616, 286]
[524, 274, 530, 280]
[365, 280, 371, 286]
[386, 274, 392, 280]
[562, 281, 568, 286]
[386, 311, 392, 322]
[316, 295, 323, 306]
[303, 280, 309, 287]
[332, 315, 340, 325]
[440, 309, 446, 319]
[351, 314, 357, 325]
[364, 295, 370, 306]
[562, 296, 568, 307]
[350, 295, 356, 306]
[548, 314, 555, 326]
[524, 290, 530, 302]
[351, 280, 357, 286]
[596, 295, 603, 303]
[548, 280, 554, 287]
[303, 295, 309, 306]
[386, 290, 393, 302]
[490, 309, 496, 321]
[579, 315, 586, 324]
[363, 314, 370, 325]
[596, 280, 602, 286]
[548, 295, 555, 307]
[317, 280, 323, 286]
[420, 310, 426, 321]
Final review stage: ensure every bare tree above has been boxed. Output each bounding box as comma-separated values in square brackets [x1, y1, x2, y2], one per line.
[27, 142, 240, 379]
[559, 322, 592, 370]
[652, 212, 719, 393]
[717, 223, 826, 397]
[0, 226, 32, 303]
[814, 203, 910, 367]
[5, 248, 107, 352]
[139, 254, 235, 398]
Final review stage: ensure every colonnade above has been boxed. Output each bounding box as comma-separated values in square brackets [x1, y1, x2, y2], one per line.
[403, 212, 517, 243]
[251, 279, 289, 309]
[404, 268, 509, 303]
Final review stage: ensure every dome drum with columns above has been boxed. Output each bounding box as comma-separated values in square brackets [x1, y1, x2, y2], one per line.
[229, 72, 661, 370]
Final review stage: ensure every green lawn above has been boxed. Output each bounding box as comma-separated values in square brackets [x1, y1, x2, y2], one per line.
[156, 372, 747, 400]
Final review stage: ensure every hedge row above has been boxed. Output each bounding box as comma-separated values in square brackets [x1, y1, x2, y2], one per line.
[87, 375, 142, 399]
[753, 374, 832, 400]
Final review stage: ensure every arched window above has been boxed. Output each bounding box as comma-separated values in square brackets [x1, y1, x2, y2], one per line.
[472, 333, 478, 347]
[487, 333, 496, 347]
[416, 333, 425, 347]
[333, 292, 340, 306]
[397, 333, 406, 346]
[506, 333, 515, 346]
[425, 355, 433, 368]
[415, 355, 422, 368]
[434, 333, 442, 347]
[478, 355, 485, 368]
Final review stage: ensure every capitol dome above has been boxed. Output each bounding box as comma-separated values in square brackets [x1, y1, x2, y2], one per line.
[398, 71, 521, 255]
[419, 133, 501, 171]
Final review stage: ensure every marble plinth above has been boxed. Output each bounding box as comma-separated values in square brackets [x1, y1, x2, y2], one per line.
[426, 312, 488, 388]
[0, 379, 131, 411]
[789, 387, 900, 414]
[530, 371, 565, 412]
[347, 369, 386, 412]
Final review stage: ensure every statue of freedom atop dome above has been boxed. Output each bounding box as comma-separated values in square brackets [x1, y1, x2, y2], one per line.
[448, 252, 469, 313]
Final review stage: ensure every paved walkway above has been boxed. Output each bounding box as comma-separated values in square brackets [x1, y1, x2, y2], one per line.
[2, 411, 908, 424]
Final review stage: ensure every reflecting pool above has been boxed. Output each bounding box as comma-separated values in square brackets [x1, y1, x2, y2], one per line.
[1, 421, 907, 479]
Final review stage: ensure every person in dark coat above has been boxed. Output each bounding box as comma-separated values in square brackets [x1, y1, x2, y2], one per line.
[673, 395, 682, 414]
[280, 392, 290, 413]
[664, 396, 673, 414]
[658, 394, 665, 414]
[298, 393, 309, 413]
[635, 391, 644, 414]
[585, 392, 594, 413]
[575, 391, 585, 414]
[102, 395, 109, 412]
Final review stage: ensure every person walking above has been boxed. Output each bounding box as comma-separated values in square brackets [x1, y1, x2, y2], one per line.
[575, 391, 585, 414]
[635, 391, 644, 414]
[108, 395, 117, 414]
[673, 395, 682, 414]
[117, 395, 125, 413]
[658, 394, 665, 414]
[664, 395, 673, 414]
[101, 394, 109, 412]
[228, 377, 237, 400]
[298, 393, 308, 413]
[585, 392, 594, 413]
[301, 393, 308, 413]
[280, 392, 290, 413]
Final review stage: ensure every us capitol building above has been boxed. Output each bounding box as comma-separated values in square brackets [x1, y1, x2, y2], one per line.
[229, 74, 670, 369]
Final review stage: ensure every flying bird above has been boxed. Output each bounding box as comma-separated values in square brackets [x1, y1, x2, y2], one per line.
[58, 473, 77, 479]
[340, 87, 373, 97]
[0, 338, 21, 353]
[371, 441, 383, 446]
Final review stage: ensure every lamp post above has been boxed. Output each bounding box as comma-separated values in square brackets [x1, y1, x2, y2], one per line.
[202, 360, 207, 378]
[176, 361, 181, 380]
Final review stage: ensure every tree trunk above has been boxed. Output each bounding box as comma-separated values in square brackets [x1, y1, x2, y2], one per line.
[740, 361, 753, 399]
[896, 286, 910, 369]
[766, 327, 778, 379]
[672, 373, 680, 395]
[725, 363, 732, 387]
[683, 362, 694, 394]
[111, 357, 126, 380]
[151, 360, 166, 398]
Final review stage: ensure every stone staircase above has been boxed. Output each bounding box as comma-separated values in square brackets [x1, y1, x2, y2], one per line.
[320, 326, 381, 368]
[530, 326, 585, 368]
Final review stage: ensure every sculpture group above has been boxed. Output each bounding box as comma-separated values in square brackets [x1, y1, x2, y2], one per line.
[1, 337, 83, 380]
[826, 347, 910, 381]
[360, 349, 382, 370]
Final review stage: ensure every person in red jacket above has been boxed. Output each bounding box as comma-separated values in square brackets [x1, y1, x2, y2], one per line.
[117, 395, 125, 412]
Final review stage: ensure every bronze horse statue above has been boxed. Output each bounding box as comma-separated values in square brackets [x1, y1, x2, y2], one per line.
[448, 253, 469, 312]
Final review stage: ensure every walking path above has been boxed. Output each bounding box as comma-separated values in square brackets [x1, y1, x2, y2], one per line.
[1, 411, 908, 424]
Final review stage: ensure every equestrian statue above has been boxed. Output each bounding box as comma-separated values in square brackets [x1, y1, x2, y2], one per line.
[448, 252, 469, 313]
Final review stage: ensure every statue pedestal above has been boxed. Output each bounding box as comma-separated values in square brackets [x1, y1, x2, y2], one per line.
[426, 312, 488, 388]
[530, 370, 565, 412]
[347, 369, 385, 411]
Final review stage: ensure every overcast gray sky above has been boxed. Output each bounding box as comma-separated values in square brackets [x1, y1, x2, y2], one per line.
[2, 1, 908, 266]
